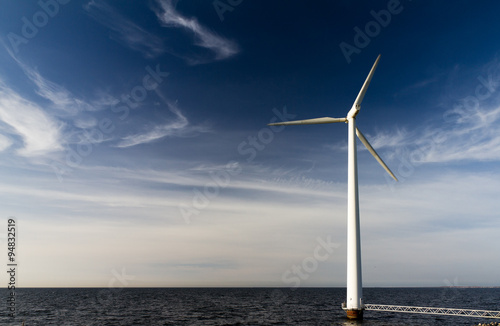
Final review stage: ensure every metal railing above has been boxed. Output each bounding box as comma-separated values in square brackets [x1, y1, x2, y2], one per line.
[364, 304, 500, 319]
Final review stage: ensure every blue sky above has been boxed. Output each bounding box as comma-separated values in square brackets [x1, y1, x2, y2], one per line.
[1, 0, 500, 288]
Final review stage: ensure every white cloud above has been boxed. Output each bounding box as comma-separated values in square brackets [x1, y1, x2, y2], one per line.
[24, 68, 93, 114]
[73, 116, 98, 129]
[5, 52, 100, 115]
[0, 134, 12, 151]
[364, 127, 411, 149]
[85, 0, 165, 58]
[0, 82, 64, 157]
[116, 100, 211, 148]
[154, 0, 239, 63]
[0, 54, 114, 159]
[365, 104, 500, 164]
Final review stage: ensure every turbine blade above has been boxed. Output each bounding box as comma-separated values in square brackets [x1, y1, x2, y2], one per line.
[356, 127, 398, 181]
[347, 54, 381, 118]
[268, 117, 346, 126]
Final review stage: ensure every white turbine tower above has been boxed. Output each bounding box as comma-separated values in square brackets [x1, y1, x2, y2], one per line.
[268, 55, 397, 320]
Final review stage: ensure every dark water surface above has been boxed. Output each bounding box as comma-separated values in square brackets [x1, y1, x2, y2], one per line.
[2, 288, 499, 325]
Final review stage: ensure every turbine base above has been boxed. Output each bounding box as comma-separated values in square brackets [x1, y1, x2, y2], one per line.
[342, 304, 364, 320]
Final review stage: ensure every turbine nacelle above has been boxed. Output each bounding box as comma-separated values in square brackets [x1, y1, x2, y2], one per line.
[346, 104, 360, 120]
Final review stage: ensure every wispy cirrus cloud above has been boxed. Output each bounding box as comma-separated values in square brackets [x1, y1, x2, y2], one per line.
[3, 46, 99, 116]
[0, 134, 12, 152]
[0, 50, 108, 157]
[363, 127, 412, 150]
[0, 80, 64, 157]
[116, 100, 211, 148]
[421, 105, 500, 163]
[366, 104, 500, 164]
[22, 66, 96, 115]
[154, 0, 239, 63]
[85, 0, 165, 58]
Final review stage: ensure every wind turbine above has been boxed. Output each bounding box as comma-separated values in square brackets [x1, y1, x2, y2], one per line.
[268, 55, 397, 320]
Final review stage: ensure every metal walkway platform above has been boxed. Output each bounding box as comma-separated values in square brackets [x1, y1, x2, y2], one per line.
[364, 304, 500, 319]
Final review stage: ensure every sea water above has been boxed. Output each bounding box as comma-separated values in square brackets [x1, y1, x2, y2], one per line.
[2, 287, 499, 325]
